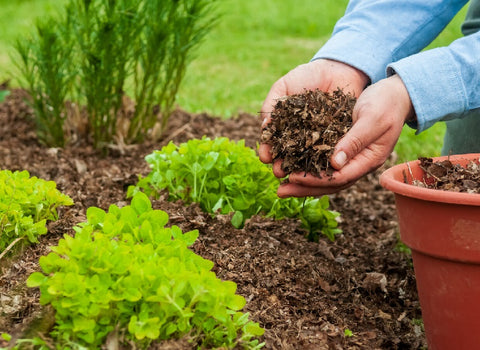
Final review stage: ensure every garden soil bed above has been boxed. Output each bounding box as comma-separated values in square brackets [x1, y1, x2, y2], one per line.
[0, 89, 426, 349]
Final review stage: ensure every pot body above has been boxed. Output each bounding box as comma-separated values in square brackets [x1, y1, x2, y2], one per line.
[380, 154, 480, 350]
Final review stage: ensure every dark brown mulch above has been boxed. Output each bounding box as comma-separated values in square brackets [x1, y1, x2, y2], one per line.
[415, 157, 480, 193]
[0, 89, 426, 349]
[261, 89, 356, 178]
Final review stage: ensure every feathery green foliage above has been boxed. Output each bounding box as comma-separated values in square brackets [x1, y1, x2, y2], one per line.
[14, 0, 217, 148]
[15, 18, 74, 147]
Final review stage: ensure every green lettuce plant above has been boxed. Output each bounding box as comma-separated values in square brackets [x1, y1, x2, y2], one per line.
[27, 192, 264, 349]
[0, 170, 73, 254]
[128, 137, 341, 241]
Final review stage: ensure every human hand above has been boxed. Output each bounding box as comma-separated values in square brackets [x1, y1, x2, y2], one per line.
[274, 74, 415, 197]
[259, 59, 369, 164]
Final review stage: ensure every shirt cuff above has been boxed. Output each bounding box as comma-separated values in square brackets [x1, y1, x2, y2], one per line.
[387, 48, 468, 133]
[312, 29, 394, 84]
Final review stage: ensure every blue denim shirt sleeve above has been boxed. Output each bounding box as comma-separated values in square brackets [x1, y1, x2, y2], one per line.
[312, 0, 471, 133]
[388, 31, 480, 133]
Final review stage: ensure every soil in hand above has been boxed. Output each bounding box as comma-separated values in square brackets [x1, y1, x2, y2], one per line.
[414, 157, 480, 193]
[261, 88, 356, 178]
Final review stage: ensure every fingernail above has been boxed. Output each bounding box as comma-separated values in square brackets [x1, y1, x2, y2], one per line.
[334, 151, 347, 168]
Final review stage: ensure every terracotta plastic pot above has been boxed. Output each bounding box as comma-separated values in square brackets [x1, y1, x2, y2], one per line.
[379, 153, 480, 350]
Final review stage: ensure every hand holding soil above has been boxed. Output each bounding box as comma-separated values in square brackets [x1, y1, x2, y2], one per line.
[261, 74, 414, 197]
[258, 59, 369, 165]
[261, 88, 356, 178]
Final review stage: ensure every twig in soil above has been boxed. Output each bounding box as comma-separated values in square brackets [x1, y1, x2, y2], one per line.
[406, 162, 414, 181]
[406, 161, 428, 187]
[164, 120, 192, 144]
[0, 236, 24, 260]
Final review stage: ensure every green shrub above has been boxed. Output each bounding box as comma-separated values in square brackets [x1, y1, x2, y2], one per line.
[27, 192, 264, 349]
[128, 137, 341, 241]
[15, 0, 217, 148]
[0, 170, 73, 253]
[15, 18, 75, 148]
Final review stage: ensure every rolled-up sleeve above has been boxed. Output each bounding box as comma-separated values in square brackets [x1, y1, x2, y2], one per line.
[314, 0, 467, 82]
[388, 31, 480, 133]
[312, 0, 471, 132]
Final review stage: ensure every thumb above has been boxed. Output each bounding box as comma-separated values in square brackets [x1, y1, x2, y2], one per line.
[330, 115, 377, 170]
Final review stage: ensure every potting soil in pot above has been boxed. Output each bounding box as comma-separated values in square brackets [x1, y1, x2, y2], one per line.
[410, 156, 480, 193]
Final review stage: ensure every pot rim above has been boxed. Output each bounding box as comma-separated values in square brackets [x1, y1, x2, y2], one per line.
[379, 153, 480, 206]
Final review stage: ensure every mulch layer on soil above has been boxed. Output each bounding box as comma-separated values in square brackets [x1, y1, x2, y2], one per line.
[0, 89, 426, 349]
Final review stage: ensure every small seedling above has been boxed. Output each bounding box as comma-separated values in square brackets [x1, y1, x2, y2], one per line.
[412, 318, 424, 328]
[395, 240, 411, 255]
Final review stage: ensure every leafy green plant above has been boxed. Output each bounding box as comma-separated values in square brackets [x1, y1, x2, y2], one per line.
[14, 0, 217, 149]
[0, 170, 73, 255]
[299, 196, 341, 242]
[27, 192, 264, 349]
[128, 137, 341, 241]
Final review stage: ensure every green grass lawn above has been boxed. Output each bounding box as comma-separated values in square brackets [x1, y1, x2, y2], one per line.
[0, 0, 66, 78]
[0, 0, 468, 162]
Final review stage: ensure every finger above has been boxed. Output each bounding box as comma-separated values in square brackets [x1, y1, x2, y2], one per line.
[288, 170, 341, 187]
[287, 159, 365, 188]
[330, 147, 385, 182]
[287, 144, 386, 188]
[258, 143, 273, 163]
[330, 107, 385, 170]
[277, 180, 355, 198]
[272, 159, 287, 178]
[260, 78, 288, 124]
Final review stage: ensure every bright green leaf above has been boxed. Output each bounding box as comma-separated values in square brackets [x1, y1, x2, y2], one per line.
[131, 192, 152, 215]
[231, 211, 243, 229]
[26, 272, 46, 287]
[86, 206, 106, 227]
[1, 332, 12, 341]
